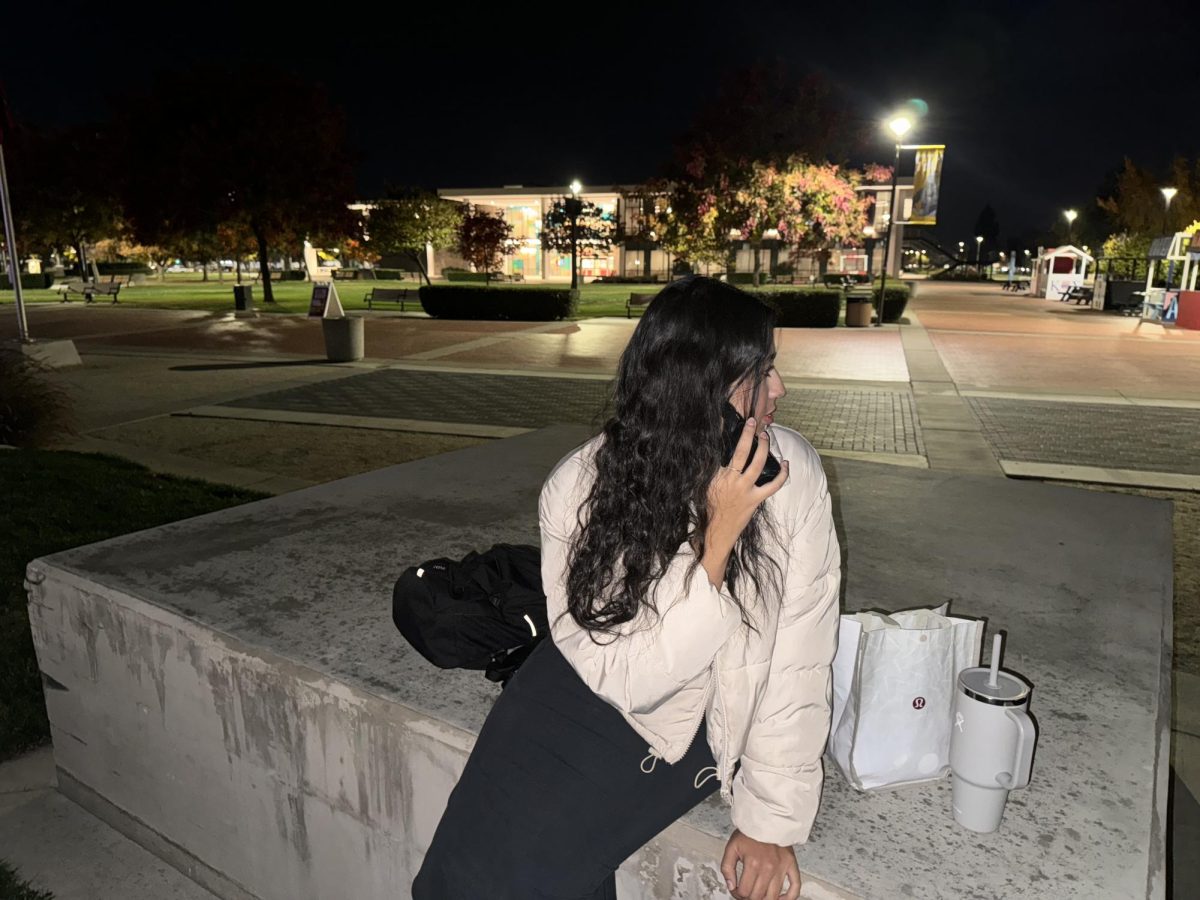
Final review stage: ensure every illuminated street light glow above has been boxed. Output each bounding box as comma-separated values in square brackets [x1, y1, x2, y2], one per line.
[1063, 209, 1078, 224]
[887, 116, 912, 139]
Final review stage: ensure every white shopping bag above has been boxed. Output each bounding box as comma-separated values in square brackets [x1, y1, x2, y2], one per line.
[828, 603, 983, 791]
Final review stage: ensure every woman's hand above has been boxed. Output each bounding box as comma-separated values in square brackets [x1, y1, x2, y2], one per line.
[701, 417, 789, 587]
[720, 828, 802, 900]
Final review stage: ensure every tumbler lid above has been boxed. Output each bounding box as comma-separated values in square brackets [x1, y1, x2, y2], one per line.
[958, 667, 1031, 706]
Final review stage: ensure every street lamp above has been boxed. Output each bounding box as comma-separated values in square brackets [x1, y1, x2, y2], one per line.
[1161, 187, 1178, 234]
[974, 235, 983, 274]
[1063, 209, 1077, 243]
[564, 180, 584, 292]
[876, 114, 912, 327]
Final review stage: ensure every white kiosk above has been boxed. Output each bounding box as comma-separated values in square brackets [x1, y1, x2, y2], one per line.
[1140, 232, 1198, 323]
[1030, 245, 1093, 299]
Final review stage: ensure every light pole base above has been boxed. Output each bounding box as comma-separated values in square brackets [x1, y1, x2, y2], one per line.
[4, 338, 83, 369]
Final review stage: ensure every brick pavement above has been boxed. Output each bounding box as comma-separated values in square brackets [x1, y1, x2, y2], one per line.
[221, 369, 924, 456]
[965, 397, 1200, 475]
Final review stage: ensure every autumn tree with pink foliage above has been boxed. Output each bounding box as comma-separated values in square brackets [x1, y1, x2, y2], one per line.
[736, 158, 870, 284]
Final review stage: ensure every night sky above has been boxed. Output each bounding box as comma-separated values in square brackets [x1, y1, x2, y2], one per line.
[5, 0, 1192, 246]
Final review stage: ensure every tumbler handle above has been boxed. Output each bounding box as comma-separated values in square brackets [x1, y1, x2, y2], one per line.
[997, 708, 1036, 790]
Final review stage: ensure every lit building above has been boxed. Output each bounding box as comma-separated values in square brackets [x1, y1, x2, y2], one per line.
[429, 180, 913, 283]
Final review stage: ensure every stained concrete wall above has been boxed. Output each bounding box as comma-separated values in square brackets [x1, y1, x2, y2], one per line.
[25, 426, 1170, 899]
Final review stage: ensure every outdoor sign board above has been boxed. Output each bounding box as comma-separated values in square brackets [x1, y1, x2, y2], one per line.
[308, 282, 345, 318]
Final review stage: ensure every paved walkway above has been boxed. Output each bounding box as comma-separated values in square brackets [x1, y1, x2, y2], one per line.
[2, 286, 1198, 897]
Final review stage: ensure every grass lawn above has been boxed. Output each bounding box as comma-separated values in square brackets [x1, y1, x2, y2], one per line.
[0, 449, 269, 763]
[0, 277, 900, 322]
[0, 277, 650, 318]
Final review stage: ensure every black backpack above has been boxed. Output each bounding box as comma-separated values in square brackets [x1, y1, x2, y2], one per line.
[391, 543, 548, 687]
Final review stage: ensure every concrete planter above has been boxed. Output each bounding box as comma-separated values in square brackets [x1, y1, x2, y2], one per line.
[321, 315, 364, 362]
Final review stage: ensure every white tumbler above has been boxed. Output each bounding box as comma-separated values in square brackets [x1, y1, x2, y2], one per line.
[949, 667, 1037, 833]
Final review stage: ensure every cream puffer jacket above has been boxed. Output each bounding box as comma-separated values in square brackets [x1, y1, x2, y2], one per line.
[538, 425, 841, 847]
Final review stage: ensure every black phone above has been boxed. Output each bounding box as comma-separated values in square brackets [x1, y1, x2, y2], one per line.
[720, 403, 782, 486]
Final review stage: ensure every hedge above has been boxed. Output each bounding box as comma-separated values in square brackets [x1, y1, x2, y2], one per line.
[871, 286, 910, 323]
[418, 285, 578, 321]
[0, 273, 53, 290]
[96, 262, 153, 275]
[445, 270, 492, 283]
[756, 289, 842, 328]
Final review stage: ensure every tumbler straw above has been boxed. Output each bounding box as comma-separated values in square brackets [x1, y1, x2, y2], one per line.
[988, 633, 1002, 688]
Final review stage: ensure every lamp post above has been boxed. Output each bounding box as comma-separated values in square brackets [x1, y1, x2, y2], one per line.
[974, 235, 983, 276]
[863, 226, 876, 278]
[1063, 209, 1077, 244]
[0, 141, 30, 343]
[564, 179, 583, 293]
[1161, 186, 1178, 235]
[876, 114, 911, 327]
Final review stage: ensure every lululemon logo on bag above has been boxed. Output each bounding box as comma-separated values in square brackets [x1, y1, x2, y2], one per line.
[912, 697, 926, 710]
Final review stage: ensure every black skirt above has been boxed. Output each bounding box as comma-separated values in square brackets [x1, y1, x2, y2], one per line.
[412, 635, 723, 899]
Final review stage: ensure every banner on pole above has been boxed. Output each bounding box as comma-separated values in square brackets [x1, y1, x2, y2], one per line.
[905, 145, 945, 226]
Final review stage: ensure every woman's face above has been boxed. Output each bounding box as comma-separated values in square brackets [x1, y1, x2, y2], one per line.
[729, 349, 786, 427]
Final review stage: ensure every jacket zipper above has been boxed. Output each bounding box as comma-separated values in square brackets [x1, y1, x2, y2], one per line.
[674, 663, 717, 761]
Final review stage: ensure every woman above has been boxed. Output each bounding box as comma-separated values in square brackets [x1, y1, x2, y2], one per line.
[413, 276, 841, 900]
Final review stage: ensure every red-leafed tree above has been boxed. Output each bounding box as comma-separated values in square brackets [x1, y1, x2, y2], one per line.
[457, 207, 515, 282]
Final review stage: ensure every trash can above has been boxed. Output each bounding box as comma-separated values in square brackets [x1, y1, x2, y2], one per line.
[233, 285, 254, 311]
[321, 315, 365, 362]
[845, 295, 873, 327]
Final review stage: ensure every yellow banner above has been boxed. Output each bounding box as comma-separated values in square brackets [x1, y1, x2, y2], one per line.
[908, 145, 945, 226]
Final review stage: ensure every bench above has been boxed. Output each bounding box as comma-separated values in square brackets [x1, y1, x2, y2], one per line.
[364, 287, 417, 311]
[627, 292, 655, 318]
[60, 276, 123, 304]
[1058, 285, 1094, 304]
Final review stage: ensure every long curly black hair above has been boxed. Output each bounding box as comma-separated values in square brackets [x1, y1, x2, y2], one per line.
[563, 275, 785, 643]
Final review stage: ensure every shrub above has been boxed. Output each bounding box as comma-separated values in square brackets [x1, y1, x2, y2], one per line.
[756, 289, 842, 328]
[364, 268, 418, 280]
[418, 285, 578, 321]
[872, 286, 911, 323]
[0, 273, 53, 290]
[96, 262, 152, 276]
[444, 270, 492, 283]
[929, 268, 992, 282]
[0, 351, 76, 447]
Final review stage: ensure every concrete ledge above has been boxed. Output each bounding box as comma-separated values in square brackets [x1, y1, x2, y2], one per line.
[5, 337, 83, 368]
[24, 428, 1172, 899]
[1000, 460, 1200, 492]
[178, 405, 531, 439]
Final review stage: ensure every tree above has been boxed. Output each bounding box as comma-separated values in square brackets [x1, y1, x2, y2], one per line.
[538, 198, 615, 259]
[6, 123, 123, 274]
[457, 207, 515, 281]
[121, 65, 356, 303]
[365, 190, 462, 285]
[669, 63, 863, 179]
[1097, 156, 1200, 237]
[752, 159, 870, 277]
